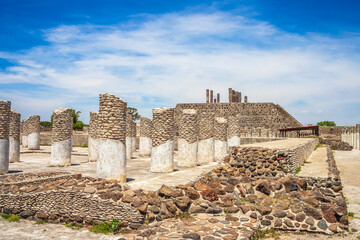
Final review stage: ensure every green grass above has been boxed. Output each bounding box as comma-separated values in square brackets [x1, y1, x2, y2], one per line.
[252, 228, 280, 240]
[295, 166, 301, 174]
[348, 212, 355, 217]
[65, 222, 83, 229]
[89, 219, 120, 235]
[36, 220, 47, 224]
[173, 210, 192, 220]
[81, 143, 88, 148]
[1, 214, 20, 222]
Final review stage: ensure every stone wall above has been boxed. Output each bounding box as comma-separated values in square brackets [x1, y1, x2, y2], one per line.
[319, 126, 346, 140]
[89, 112, 99, 138]
[227, 115, 240, 139]
[9, 111, 20, 142]
[240, 137, 282, 145]
[52, 108, 73, 143]
[152, 108, 175, 147]
[198, 112, 214, 140]
[175, 102, 302, 137]
[98, 94, 126, 143]
[0, 101, 11, 140]
[40, 132, 87, 147]
[27, 115, 40, 134]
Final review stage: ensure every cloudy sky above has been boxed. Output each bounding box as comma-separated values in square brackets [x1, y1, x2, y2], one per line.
[0, 0, 359, 125]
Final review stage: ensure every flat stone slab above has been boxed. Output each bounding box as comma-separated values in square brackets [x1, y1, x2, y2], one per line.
[298, 146, 328, 178]
[241, 138, 313, 149]
[9, 148, 218, 191]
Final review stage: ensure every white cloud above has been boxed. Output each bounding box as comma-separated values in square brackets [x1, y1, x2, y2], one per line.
[0, 10, 359, 125]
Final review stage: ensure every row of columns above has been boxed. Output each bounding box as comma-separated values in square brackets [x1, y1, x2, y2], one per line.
[206, 89, 220, 103]
[341, 125, 360, 150]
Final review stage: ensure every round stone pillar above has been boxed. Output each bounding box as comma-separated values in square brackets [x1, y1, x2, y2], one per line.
[198, 112, 214, 164]
[88, 111, 99, 162]
[50, 108, 73, 166]
[97, 94, 127, 183]
[151, 108, 175, 173]
[227, 116, 240, 147]
[9, 110, 21, 163]
[0, 100, 11, 174]
[131, 120, 136, 152]
[178, 109, 198, 167]
[214, 117, 228, 162]
[22, 119, 28, 148]
[126, 114, 133, 160]
[139, 117, 152, 157]
[27, 115, 40, 150]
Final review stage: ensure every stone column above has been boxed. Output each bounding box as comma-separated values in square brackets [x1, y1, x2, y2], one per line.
[206, 89, 210, 103]
[151, 108, 174, 173]
[131, 120, 136, 152]
[244, 96, 248, 103]
[178, 109, 198, 167]
[228, 88, 232, 103]
[227, 116, 240, 147]
[97, 94, 127, 182]
[88, 111, 99, 162]
[51, 108, 73, 167]
[197, 112, 214, 164]
[214, 117, 228, 162]
[27, 115, 40, 150]
[210, 90, 213, 103]
[0, 100, 11, 174]
[217, 93, 220, 103]
[126, 114, 133, 160]
[9, 110, 21, 163]
[22, 119, 28, 148]
[139, 117, 152, 156]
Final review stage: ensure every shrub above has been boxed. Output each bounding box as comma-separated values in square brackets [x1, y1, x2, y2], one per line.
[73, 121, 84, 130]
[90, 219, 120, 234]
[1, 214, 20, 222]
[40, 121, 52, 127]
[317, 121, 336, 126]
[295, 167, 301, 174]
[81, 143, 88, 148]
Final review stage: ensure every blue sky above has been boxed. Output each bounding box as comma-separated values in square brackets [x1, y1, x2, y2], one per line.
[0, 0, 359, 125]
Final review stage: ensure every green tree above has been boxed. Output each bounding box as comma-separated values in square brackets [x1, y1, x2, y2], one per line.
[317, 121, 336, 126]
[127, 107, 141, 121]
[72, 110, 81, 124]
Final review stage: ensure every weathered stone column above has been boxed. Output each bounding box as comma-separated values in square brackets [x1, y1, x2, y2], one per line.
[178, 109, 198, 167]
[27, 115, 40, 150]
[97, 94, 127, 182]
[131, 120, 136, 152]
[126, 114, 133, 160]
[139, 117, 152, 156]
[22, 119, 28, 148]
[244, 96, 248, 103]
[151, 108, 174, 173]
[50, 108, 73, 167]
[88, 111, 99, 162]
[227, 116, 240, 147]
[9, 110, 21, 163]
[214, 117, 228, 162]
[356, 124, 360, 150]
[0, 101, 11, 174]
[198, 112, 214, 164]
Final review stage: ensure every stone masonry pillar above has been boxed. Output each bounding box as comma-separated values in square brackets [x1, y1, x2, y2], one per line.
[51, 108, 72, 166]
[214, 117, 228, 162]
[27, 115, 40, 150]
[151, 108, 175, 173]
[178, 109, 198, 167]
[197, 112, 214, 164]
[9, 110, 21, 163]
[356, 124, 360, 150]
[126, 114, 133, 160]
[139, 117, 152, 156]
[88, 111, 99, 162]
[0, 100, 11, 174]
[22, 119, 28, 148]
[97, 94, 127, 182]
[131, 120, 136, 152]
[227, 116, 240, 147]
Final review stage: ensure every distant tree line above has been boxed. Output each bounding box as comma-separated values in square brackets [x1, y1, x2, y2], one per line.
[317, 121, 336, 126]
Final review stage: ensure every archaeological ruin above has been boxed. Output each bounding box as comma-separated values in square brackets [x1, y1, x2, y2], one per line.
[0, 87, 359, 239]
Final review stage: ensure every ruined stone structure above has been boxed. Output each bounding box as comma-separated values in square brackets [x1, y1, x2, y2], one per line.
[97, 94, 127, 182]
[177, 109, 198, 167]
[227, 115, 241, 147]
[131, 119, 136, 152]
[139, 117, 152, 156]
[22, 119, 28, 148]
[50, 108, 73, 167]
[126, 114, 133, 160]
[151, 108, 175, 173]
[27, 115, 40, 150]
[88, 111, 99, 162]
[0, 100, 11, 174]
[214, 117, 228, 161]
[228, 88, 242, 102]
[342, 125, 360, 150]
[9, 110, 21, 163]
[175, 103, 302, 138]
[197, 112, 215, 164]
